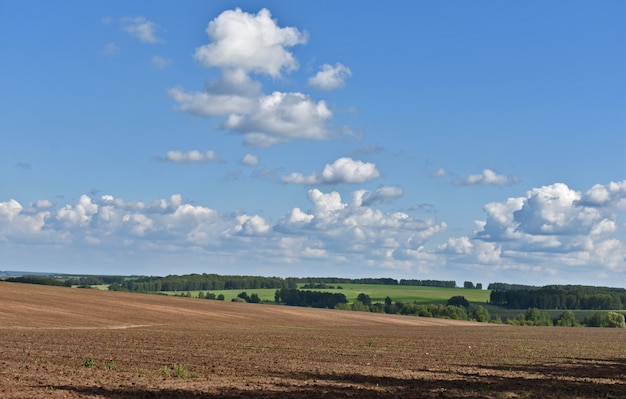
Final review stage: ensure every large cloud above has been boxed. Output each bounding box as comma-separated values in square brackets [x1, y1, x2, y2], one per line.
[194, 8, 307, 77]
[168, 9, 347, 147]
[0, 188, 446, 273]
[439, 180, 626, 276]
[281, 157, 380, 185]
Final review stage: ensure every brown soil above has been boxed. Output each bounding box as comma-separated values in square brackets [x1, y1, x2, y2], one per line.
[1, 282, 624, 398]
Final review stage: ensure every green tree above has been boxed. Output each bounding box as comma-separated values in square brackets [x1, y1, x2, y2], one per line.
[249, 293, 261, 303]
[351, 300, 370, 312]
[523, 308, 552, 326]
[463, 281, 475, 289]
[555, 310, 579, 327]
[472, 305, 490, 322]
[356, 293, 372, 307]
[447, 296, 469, 308]
[217, 293, 225, 301]
[606, 312, 626, 328]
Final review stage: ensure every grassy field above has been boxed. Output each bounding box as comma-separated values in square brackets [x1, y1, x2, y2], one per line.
[160, 283, 492, 305]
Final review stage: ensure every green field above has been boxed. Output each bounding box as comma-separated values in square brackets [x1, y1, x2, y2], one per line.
[299, 283, 491, 304]
[160, 284, 491, 305]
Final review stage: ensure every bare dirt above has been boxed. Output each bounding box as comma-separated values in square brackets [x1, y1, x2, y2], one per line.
[1, 282, 624, 398]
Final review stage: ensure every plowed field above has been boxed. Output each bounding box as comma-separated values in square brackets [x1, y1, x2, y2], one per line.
[1, 282, 624, 398]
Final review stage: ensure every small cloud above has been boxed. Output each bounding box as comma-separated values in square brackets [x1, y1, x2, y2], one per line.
[240, 153, 259, 166]
[408, 203, 436, 213]
[16, 162, 31, 170]
[103, 42, 121, 57]
[354, 185, 404, 206]
[34, 199, 53, 209]
[454, 169, 519, 186]
[122, 16, 162, 43]
[430, 167, 450, 177]
[281, 157, 380, 185]
[101, 16, 113, 25]
[158, 150, 221, 163]
[308, 63, 352, 90]
[151, 55, 172, 69]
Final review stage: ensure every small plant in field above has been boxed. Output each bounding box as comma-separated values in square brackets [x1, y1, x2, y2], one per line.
[161, 366, 171, 377]
[104, 361, 116, 370]
[83, 357, 97, 368]
[172, 363, 198, 378]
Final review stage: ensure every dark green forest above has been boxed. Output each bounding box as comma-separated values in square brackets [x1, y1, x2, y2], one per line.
[489, 285, 626, 310]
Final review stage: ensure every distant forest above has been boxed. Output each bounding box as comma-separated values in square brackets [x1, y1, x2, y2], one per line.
[489, 285, 626, 310]
[109, 274, 459, 292]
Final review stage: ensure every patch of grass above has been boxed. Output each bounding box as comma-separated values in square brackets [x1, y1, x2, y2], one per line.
[104, 361, 116, 370]
[162, 363, 198, 378]
[82, 357, 96, 368]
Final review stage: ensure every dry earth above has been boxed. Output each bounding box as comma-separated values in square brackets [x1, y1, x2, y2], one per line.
[0, 282, 625, 398]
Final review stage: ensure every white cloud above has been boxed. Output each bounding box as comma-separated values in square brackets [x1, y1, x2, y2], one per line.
[163, 150, 220, 163]
[0, 199, 49, 239]
[440, 180, 626, 277]
[429, 167, 450, 177]
[454, 169, 519, 186]
[167, 87, 256, 117]
[103, 42, 120, 57]
[308, 63, 352, 90]
[240, 153, 259, 166]
[224, 91, 333, 147]
[281, 157, 380, 185]
[353, 185, 403, 206]
[56, 195, 98, 227]
[122, 17, 161, 43]
[194, 8, 307, 77]
[168, 9, 346, 148]
[151, 55, 172, 69]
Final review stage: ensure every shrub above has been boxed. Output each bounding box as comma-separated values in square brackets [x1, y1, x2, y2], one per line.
[555, 310, 579, 327]
[83, 357, 97, 368]
[606, 312, 626, 328]
[472, 306, 490, 322]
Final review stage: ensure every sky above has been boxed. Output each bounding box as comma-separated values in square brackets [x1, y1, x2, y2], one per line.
[1, 1, 625, 287]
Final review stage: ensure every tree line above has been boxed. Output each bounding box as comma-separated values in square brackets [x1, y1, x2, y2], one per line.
[489, 285, 626, 310]
[274, 288, 348, 309]
[111, 274, 298, 292]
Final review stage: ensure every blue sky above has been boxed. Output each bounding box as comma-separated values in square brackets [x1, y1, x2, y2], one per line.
[1, 1, 625, 286]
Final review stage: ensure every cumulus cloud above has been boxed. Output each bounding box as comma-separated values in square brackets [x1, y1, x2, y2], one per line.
[122, 17, 162, 43]
[0, 188, 447, 273]
[240, 153, 259, 166]
[454, 169, 519, 186]
[281, 157, 380, 185]
[161, 150, 221, 163]
[224, 91, 333, 147]
[194, 8, 307, 77]
[308, 63, 352, 90]
[167, 8, 346, 148]
[439, 180, 626, 277]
